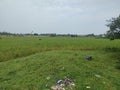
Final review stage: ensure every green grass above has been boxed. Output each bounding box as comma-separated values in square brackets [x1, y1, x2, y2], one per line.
[0, 36, 120, 90]
[0, 36, 120, 62]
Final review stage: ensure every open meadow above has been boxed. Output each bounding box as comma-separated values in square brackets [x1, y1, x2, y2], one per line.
[0, 36, 120, 90]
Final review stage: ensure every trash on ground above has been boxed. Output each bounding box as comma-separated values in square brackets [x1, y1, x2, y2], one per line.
[95, 74, 101, 78]
[57, 78, 75, 87]
[85, 83, 91, 89]
[51, 85, 65, 90]
[51, 77, 75, 90]
[57, 80, 64, 86]
[86, 85, 91, 89]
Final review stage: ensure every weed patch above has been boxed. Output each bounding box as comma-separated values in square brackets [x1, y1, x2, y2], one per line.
[0, 37, 120, 89]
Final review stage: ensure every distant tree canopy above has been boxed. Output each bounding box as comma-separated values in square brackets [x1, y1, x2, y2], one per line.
[106, 15, 120, 40]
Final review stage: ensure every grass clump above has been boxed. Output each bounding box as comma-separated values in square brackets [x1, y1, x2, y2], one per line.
[0, 50, 120, 90]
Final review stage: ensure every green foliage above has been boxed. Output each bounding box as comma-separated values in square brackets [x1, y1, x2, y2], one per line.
[106, 15, 120, 39]
[0, 36, 120, 62]
[0, 36, 120, 90]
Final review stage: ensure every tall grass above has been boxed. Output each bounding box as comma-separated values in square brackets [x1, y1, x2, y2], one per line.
[0, 36, 120, 62]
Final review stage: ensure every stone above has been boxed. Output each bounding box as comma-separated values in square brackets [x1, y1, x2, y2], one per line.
[86, 55, 92, 60]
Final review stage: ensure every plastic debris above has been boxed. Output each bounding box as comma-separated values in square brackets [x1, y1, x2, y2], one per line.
[95, 74, 101, 78]
[86, 86, 91, 89]
[51, 85, 65, 90]
[85, 83, 91, 89]
[51, 77, 75, 90]
[57, 80, 64, 86]
[57, 78, 75, 87]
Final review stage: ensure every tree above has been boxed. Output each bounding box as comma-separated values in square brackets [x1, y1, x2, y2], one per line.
[106, 15, 120, 40]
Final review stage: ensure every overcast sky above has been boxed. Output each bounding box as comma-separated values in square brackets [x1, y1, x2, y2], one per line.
[0, 0, 120, 34]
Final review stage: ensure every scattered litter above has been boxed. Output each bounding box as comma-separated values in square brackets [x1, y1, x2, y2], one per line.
[85, 83, 91, 89]
[95, 74, 101, 78]
[57, 78, 75, 87]
[51, 85, 65, 90]
[86, 85, 91, 89]
[57, 80, 64, 86]
[51, 77, 75, 90]
[86, 55, 92, 60]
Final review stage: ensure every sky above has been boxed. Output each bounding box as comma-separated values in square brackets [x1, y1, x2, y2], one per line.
[0, 0, 120, 35]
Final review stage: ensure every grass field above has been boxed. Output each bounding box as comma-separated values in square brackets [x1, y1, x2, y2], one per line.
[0, 36, 120, 90]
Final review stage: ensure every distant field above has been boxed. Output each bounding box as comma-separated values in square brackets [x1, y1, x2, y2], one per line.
[0, 36, 120, 90]
[0, 36, 120, 62]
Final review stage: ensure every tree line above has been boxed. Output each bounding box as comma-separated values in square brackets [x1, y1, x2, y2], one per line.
[0, 32, 106, 38]
[106, 15, 120, 40]
[0, 14, 120, 39]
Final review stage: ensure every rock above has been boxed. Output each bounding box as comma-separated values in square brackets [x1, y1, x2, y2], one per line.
[86, 55, 92, 60]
